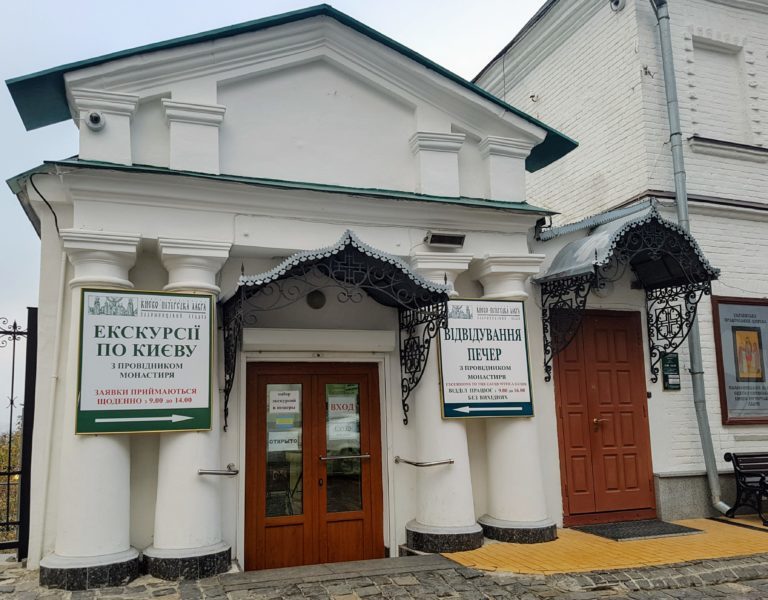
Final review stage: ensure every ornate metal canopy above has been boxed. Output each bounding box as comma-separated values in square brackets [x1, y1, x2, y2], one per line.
[220, 231, 450, 429]
[535, 201, 719, 382]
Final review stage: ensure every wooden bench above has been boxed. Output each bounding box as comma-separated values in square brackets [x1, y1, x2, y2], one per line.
[724, 452, 768, 525]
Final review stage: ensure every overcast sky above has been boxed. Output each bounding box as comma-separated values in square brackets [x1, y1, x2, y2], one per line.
[0, 0, 544, 432]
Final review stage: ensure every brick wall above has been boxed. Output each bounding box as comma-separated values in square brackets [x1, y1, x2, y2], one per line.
[478, 0, 768, 475]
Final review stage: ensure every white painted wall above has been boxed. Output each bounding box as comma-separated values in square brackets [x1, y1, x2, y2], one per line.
[219, 60, 416, 190]
[19, 8, 570, 569]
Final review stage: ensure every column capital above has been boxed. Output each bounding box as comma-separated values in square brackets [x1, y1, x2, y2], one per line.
[478, 136, 535, 159]
[71, 89, 140, 119]
[60, 229, 140, 289]
[410, 252, 473, 297]
[473, 254, 545, 300]
[409, 132, 465, 154]
[158, 238, 231, 294]
[161, 100, 226, 127]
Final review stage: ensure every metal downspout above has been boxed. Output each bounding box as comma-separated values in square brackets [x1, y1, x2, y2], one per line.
[650, 0, 730, 514]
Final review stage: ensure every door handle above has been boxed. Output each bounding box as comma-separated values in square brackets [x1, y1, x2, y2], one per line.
[593, 418, 608, 425]
[319, 454, 370, 461]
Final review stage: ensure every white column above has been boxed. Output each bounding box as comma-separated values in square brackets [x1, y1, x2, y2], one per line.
[143, 238, 231, 579]
[40, 230, 141, 588]
[474, 254, 557, 543]
[405, 253, 483, 552]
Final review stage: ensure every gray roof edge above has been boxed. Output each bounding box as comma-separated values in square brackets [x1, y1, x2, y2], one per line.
[534, 202, 720, 283]
[537, 199, 655, 241]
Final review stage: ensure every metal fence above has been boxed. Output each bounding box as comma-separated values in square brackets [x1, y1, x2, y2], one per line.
[0, 308, 37, 559]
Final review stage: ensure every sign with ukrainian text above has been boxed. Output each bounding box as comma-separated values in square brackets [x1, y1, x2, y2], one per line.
[713, 297, 768, 425]
[76, 289, 213, 434]
[438, 300, 533, 418]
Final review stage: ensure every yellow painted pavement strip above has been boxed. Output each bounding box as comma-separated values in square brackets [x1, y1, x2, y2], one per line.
[445, 519, 768, 575]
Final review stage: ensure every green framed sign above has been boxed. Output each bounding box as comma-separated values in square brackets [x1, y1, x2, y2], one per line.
[76, 289, 213, 434]
[662, 353, 681, 391]
[438, 299, 534, 418]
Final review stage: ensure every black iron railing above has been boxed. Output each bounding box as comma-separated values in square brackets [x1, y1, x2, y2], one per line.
[0, 309, 36, 559]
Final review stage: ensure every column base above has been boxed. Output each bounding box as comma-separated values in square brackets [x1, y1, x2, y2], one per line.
[39, 548, 140, 590]
[478, 515, 557, 543]
[405, 520, 484, 553]
[142, 542, 231, 580]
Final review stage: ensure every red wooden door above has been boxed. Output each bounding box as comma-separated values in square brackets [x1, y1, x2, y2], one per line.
[245, 363, 384, 570]
[555, 312, 655, 522]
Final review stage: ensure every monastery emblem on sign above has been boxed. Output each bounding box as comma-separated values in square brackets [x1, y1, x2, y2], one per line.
[448, 304, 473, 320]
[88, 295, 138, 317]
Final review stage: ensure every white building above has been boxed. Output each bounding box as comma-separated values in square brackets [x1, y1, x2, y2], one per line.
[5, 6, 585, 590]
[476, 0, 768, 524]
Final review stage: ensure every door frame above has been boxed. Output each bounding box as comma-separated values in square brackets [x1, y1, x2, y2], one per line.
[554, 310, 657, 526]
[245, 362, 384, 569]
[232, 328, 399, 569]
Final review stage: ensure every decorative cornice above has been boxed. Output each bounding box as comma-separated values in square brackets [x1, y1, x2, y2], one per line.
[70, 89, 139, 117]
[688, 136, 768, 163]
[706, 0, 768, 15]
[410, 252, 474, 271]
[55, 166, 539, 238]
[474, 254, 546, 276]
[409, 132, 466, 154]
[479, 136, 535, 159]
[59, 229, 141, 255]
[157, 238, 232, 258]
[161, 100, 226, 127]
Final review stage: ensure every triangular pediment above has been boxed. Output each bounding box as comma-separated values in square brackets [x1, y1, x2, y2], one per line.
[8, 6, 575, 172]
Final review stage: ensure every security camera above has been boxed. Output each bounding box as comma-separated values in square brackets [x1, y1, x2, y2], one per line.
[610, 0, 626, 10]
[85, 111, 105, 131]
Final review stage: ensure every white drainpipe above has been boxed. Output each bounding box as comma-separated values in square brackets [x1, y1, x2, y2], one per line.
[649, 0, 730, 514]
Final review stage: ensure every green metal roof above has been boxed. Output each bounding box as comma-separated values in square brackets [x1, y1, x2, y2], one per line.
[5, 4, 577, 173]
[6, 158, 556, 216]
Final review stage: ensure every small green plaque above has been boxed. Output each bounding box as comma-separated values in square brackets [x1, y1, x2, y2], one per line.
[662, 353, 681, 391]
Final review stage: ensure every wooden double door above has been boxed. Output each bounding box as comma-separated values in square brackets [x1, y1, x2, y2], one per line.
[555, 311, 656, 524]
[245, 363, 384, 570]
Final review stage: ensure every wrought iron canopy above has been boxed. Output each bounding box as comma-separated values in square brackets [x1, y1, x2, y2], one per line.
[535, 201, 719, 382]
[220, 231, 450, 429]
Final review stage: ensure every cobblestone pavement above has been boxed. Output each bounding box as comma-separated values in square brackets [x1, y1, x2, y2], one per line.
[7, 553, 768, 599]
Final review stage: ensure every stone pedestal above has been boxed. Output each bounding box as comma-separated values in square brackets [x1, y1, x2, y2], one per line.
[143, 239, 232, 580]
[40, 231, 141, 590]
[405, 253, 483, 552]
[475, 255, 556, 543]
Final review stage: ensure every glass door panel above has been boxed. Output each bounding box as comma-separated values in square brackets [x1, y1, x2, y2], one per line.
[325, 383, 362, 513]
[265, 383, 303, 517]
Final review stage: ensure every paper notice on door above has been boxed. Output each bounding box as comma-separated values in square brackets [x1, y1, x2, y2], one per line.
[268, 429, 301, 452]
[269, 389, 300, 414]
[328, 395, 358, 418]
